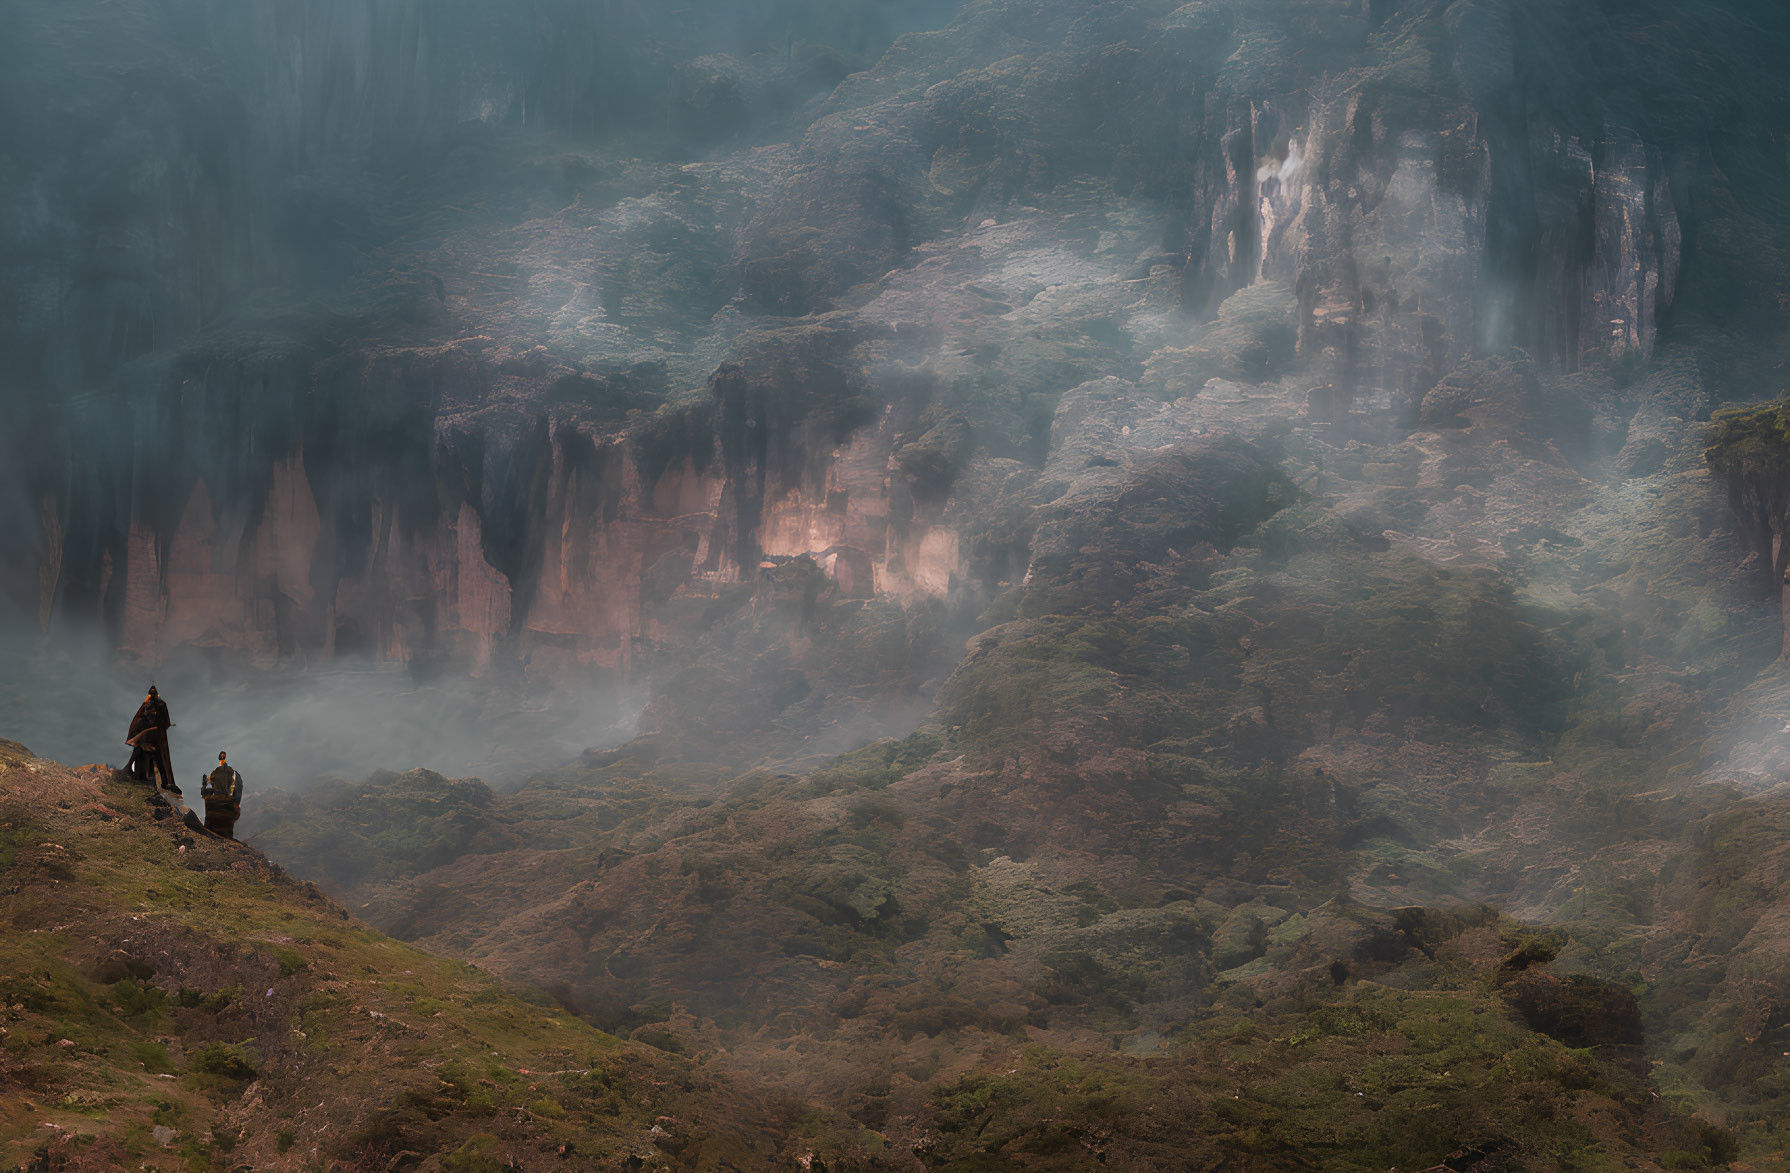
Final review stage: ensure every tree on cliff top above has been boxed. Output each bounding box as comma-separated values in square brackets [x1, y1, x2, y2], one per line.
[1707, 396, 1790, 653]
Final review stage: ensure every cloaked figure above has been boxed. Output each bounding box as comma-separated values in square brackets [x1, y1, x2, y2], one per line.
[201, 751, 243, 839]
[125, 686, 179, 795]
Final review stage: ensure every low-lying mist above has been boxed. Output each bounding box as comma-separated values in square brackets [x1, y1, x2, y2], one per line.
[0, 624, 637, 794]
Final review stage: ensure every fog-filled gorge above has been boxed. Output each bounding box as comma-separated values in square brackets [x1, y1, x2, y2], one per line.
[10, 1, 1790, 1169]
[0, 630, 640, 792]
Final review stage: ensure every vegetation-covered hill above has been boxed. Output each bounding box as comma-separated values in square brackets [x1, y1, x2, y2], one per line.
[0, 739, 878, 1172]
[245, 362, 1790, 1166]
[1, 739, 1739, 1171]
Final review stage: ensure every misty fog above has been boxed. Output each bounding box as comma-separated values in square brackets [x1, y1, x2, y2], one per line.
[0, 628, 638, 791]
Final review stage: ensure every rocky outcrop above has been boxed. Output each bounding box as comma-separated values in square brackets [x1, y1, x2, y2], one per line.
[30, 342, 982, 678]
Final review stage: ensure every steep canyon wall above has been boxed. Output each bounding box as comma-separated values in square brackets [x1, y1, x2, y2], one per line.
[8, 0, 1784, 684]
[23, 343, 975, 676]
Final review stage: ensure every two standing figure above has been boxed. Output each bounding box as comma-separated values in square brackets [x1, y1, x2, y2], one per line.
[124, 688, 247, 839]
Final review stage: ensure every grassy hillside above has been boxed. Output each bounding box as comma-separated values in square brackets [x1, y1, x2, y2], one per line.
[0, 738, 882, 1172]
[0, 739, 1742, 1172]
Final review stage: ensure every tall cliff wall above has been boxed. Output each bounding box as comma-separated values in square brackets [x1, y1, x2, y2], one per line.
[5, 0, 1787, 681]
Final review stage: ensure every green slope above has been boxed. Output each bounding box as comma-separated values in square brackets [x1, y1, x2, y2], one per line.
[0, 738, 882, 1172]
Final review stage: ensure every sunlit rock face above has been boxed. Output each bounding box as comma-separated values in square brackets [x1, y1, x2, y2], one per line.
[69, 350, 971, 676]
[3, 0, 1783, 681]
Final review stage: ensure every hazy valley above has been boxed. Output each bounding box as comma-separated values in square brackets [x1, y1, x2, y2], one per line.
[7, 1, 1790, 1169]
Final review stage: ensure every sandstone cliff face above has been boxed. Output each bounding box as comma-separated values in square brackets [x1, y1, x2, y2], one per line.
[6, 0, 1784, 691]
[72, 364, 973, 677]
